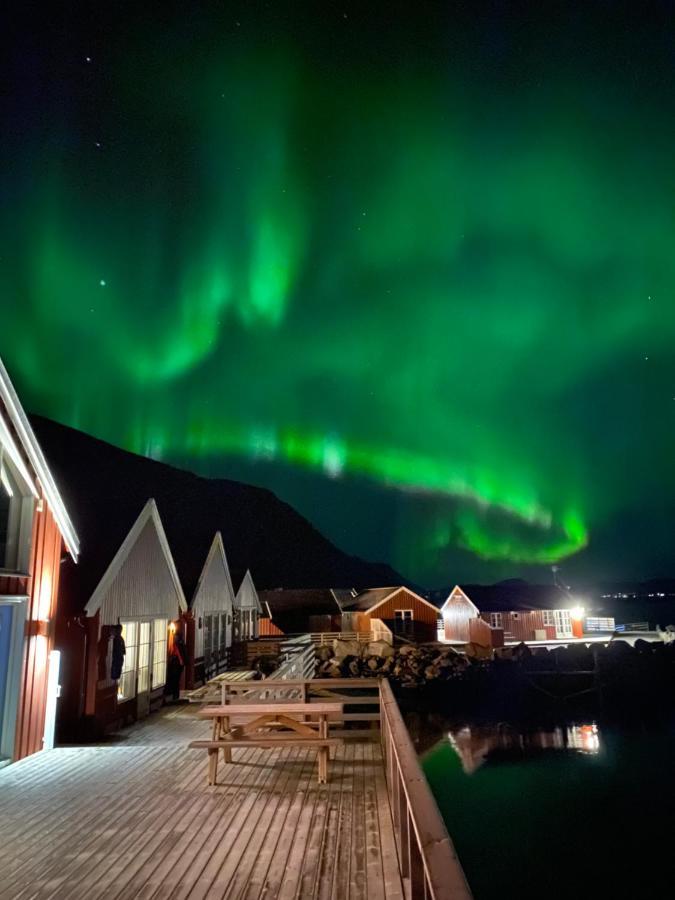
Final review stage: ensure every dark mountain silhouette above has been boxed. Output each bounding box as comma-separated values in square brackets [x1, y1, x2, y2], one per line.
[30, 415, 405, 613]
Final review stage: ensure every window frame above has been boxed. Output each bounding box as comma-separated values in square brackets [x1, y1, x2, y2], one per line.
[117, 620, 139, 702]
[0, 448, 35, 575]
[152, 618, 168, 689]
[489, 612, 503, 629]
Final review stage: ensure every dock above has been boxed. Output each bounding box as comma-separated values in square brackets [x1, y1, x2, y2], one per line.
[0, 680, 470, 899]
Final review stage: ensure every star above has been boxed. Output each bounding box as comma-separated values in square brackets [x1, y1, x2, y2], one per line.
[85, 56, 92, 63]
[99, 279, 106, 287]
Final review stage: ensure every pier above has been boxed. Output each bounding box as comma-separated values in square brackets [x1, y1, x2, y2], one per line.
[0, 679, 470, 899]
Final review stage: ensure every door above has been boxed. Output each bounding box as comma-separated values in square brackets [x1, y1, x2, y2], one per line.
[203, 614, 214, 678]
[136, 621, 151, 718]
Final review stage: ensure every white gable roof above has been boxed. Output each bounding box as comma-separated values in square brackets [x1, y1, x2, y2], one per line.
[84, 498, 186, 616]
[235, 569, 263, 613]
[440, 585, 480, 616]
[0, 356, 79, 560]
[191, 531, 235, 607]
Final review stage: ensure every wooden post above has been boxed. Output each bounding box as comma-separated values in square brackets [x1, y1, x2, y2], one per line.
[208, 748, 218, 785]
[221, 713, 231, 763]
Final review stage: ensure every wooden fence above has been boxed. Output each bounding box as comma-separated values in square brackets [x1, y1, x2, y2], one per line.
[271, 634, 317, 681]
[379, 679, 472, 899]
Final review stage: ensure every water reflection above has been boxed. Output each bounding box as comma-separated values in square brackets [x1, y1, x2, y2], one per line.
[447, 722, 600, 774]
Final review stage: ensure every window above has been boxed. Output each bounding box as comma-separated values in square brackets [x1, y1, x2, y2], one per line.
[152, 619, 167, 688]
[118, 621, 138, 701]
[204, 614, 214, 672]
[543, 610, 555, 627]
[219, 613, 227, 658]
[0, 450, 33, 573]
[136, 621, 151, 694]
[489, 613, 503, 629]
[512, 613, 520, 620]
[394, 610, 413, 635]
[554, 609, 573, 637]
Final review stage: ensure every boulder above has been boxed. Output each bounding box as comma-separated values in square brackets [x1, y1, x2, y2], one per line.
[333, 639, 363, 660]
[366, 640, 395, 658]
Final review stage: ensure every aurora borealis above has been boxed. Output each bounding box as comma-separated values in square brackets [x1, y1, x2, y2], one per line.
[2, 2, 674, 584]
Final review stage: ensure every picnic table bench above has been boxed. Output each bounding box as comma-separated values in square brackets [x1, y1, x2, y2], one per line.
[190, 701, 344, 784]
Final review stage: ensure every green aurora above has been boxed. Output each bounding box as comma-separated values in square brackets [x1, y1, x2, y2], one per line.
[1, 3, 674, 584]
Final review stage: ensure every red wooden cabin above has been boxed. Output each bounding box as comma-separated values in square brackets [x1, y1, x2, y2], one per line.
[0, 358, 79, 762]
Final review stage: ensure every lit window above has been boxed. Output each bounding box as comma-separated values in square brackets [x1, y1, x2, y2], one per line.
[137, 621, 151, 694]
[118, 621, 138, 701]
[152, 619, 167, 687]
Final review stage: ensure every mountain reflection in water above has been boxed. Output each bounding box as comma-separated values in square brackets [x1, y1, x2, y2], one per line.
[447, 722, 600, 773]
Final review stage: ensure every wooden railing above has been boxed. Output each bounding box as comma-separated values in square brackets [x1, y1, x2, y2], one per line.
[310, 625, 394, 646]
[379, 679, 472, 899]
[211, 674, 471, 895]
[271, 634, 317, 681]
[218, 677, 381, 728]
[310, 631, 372, 645]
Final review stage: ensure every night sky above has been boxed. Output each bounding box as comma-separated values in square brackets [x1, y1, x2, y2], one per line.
[2, 2, 674, 586]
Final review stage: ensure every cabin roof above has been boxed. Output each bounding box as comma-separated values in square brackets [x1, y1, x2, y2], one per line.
[84, 499, 187, 615]
[340, 585, 439, 614]
[258, 588, 342, 616]
[459, 582, 573, 612]
[339, 587, 399, 611]
[30, 415, 235, 616]
[0, 358, 79, 559]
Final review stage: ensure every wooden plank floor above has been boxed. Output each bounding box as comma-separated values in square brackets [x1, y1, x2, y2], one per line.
[0, 705, 404, 899]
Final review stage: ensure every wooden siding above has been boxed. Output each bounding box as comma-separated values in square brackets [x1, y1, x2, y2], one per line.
[365, 588, 438, 625]
[259, 616, 284, 637]
[98, 518, 183, 626]
[0, 573, 30, 594]
[14, 502, 63, 760]
[235, 570, 261, 611]
[443, 594, 477, 642]
[480, 610, 547, 642]
[192, 548, 234, 660]
[363, 588, 438, 640]
[468, 617, 503, 648]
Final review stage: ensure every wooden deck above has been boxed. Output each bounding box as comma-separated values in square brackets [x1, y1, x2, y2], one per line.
[0, 704, 405, 899]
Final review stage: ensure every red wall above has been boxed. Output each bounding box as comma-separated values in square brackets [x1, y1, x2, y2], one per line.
[259, 617, 284, 637]
[5, 502, 64, 760]
[480, 611, 546, 642]
[364, 588, 438, 641]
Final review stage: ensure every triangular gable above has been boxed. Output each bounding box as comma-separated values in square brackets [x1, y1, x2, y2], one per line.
[84, 499, 186, 615]
[235, 569, 263, 614]
[441, 585, 480, 616]
[191, 531, 235, 609]
[0, 357, 79, 560]
[365, 586, 441, 617]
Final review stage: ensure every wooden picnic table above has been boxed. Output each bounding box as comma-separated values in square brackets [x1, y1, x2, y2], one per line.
[190, 701, 344, 784]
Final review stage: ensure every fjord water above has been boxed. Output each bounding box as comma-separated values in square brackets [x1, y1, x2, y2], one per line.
[412, 716, 675, 899]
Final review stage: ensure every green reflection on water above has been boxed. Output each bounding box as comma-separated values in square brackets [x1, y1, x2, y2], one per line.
[422, 723, 674, 899]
